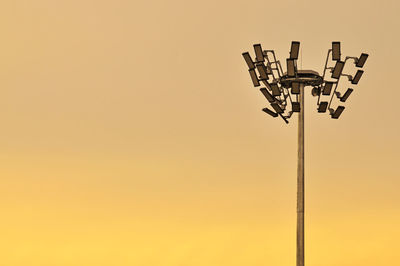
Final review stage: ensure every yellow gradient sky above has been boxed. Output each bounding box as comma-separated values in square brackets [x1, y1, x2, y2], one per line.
[1, 0, 399, 265]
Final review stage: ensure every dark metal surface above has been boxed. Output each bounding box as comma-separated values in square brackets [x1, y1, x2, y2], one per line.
[318, 101, 328, 112]
[279, 70, 323, 88]
[297, 83, 305, 266]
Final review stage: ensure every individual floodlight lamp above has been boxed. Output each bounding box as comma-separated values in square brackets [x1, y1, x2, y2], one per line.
[287, 59, 296, 77]
[332, 41, 341, 61]
[351, 70, 364, 84]
[331, 106, 345, 119]
[254, 44, 265, 63]
[292, 82, 300, 94]
[271, 103, 284, 113]
[331, 61, 345, 79]
[262, 107, 278, 117]
[340, 88, 353, 102]
[241, 41, 369, 266]
[248, 69, 260, 87]
[318, 101, 328, 112]
[270, 83, 281, 96]
[260, 88, 275, 103]
[242, 52, 255, 69]
[356, 53, 369, 68]
[290, 41, 300, 59]
[292, 102, 300, 112]
[256, 63, 269, 80]
[322, 81, 334, 95]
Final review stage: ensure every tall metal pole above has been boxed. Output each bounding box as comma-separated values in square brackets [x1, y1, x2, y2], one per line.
[297, 83, 305, 266]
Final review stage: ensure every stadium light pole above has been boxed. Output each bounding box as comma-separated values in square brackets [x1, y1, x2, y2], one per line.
[242, 41, 368, 266]
[297, 82, 305, 266]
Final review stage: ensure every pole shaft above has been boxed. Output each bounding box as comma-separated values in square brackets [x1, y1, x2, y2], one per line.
[297, 83, 305, 266]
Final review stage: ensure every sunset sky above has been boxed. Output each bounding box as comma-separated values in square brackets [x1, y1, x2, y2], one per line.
[1, 0, 399, 265]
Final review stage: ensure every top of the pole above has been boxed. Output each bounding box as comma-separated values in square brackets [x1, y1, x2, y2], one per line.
[279, 70, 323, 88]
[241, 41, 369, 122]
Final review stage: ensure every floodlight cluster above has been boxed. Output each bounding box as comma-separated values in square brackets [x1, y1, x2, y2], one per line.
[242, 42, 368, 123]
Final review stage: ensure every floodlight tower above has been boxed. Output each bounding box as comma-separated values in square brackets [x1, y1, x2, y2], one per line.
[242, 42, 368, 266]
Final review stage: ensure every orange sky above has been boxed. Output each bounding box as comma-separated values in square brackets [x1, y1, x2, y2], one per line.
[0, 0, 399, 265]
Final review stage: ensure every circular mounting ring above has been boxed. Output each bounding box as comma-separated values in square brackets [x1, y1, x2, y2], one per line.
[279, 70, 323, 88]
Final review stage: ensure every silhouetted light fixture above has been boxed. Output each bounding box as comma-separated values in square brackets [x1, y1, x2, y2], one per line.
[287, 59, 296, 77]
[242, 52, 255, 69]
[262, 107, 278, 117]
[331, 61, 345, 79]
[270, 83, 281, 96]
[254, 44, 264, 63]
[356, 53, 369, 68]
[256, 63, 269, 80]
[318, 101, 328, 112]
[248, 69, 260, 87]
[331, 106, 345, 119]
[290, 41, 300, 59]
[271, 103, 284, 113]
[292, 102, 300, 112]
[351, 70, 364, 84]
[340, 88, 353, 102]
[322, 82, 334, 95]
[332, 41, 341, 61]
[260, 88, 275, 102]
[292, 82, 300, 94]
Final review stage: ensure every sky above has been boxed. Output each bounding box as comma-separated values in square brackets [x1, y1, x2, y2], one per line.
[0, 0, 399, 265]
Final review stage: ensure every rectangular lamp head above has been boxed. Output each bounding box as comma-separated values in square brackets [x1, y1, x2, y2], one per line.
[292, 102, 300, 112]
[332, 42, 341, 61]
[340, 88, 353, 102]
[331, 106, 345, 119]
[253, 44, 264, 63]
[290, 41, 300, 59]
[318, 102, 328, 113]
[270, 83, 281, 96]
[242, 52, 255, 70]
[356, 53, 369, 68]
[291, 82, 300, 94]
[331, 61, 344, 79]
[262, 107, 278, 117]
[322, 81, 334, 95]
[271, 103, 284, 113]
[260, 88, 275, 103]
[351, 70, 364, 84]
[256, 63, 269, 80]
[249, 69, 260, 87]
[287, 59, 296, 77]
